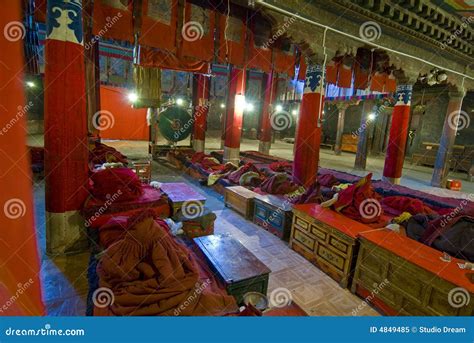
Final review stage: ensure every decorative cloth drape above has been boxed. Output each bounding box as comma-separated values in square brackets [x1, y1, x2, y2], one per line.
[139, 0, 178, 52]
[133, 64, 161, 108]
[93, 0, 133, 42]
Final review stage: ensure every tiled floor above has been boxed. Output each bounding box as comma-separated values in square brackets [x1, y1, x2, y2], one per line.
[36, 160, 379, 316]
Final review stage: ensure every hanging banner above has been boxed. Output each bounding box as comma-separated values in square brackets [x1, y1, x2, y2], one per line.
[370, 71, 387, 92]
[248, 18, 272, 73]
[353, 48, 371, 90]
[336, 54, 353, 88]
[139, 46, 209, 73]
[139, 0, 178, 52]
[93, 0, 133, 42]
[181, 2, 215, 61]
[217, 13, 245, 66]
[273, 46, 295, 77]
[325, 57, 340, 85]
[385, 72, 397, 93]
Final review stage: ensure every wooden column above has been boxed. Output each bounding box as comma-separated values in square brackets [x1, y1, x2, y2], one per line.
[192, 74, 210, 153]
[293, 64, 325, 187]
[259, 70, 277, 155]
[334, 102, 348, 155]
[431, 90, 466, 188]
[383, 84, 413, 184]
[354, 100, 375, 170]
[44, 0, 89, 254]
[223, 67, 246, 163]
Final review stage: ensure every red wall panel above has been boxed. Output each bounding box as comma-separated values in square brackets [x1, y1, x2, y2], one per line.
[99, 86, 149, 140]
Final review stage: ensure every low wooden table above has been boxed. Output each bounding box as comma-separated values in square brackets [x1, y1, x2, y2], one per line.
[224, 186, 259, 219]
[159, 182, 206, 216]
[194, 234, 271, 305]
[253, 194, 293, 241]
[290, 204, 379, 288]
[352, 229, 474, 316]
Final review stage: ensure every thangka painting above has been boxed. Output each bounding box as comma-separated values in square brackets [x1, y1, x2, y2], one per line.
[212, 74, 227, 98]
[246, 73, 263, 101]
[190, 3, 210, 36]
[99, 55, 108, 82]
[161, 69, 174, 94]
[226, 16, 242, 42]
[148, 0, 172, 25]
[102, 0, 129, 10]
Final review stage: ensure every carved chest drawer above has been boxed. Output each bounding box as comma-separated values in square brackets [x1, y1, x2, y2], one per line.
[352, 230, 474, 316]
[224, 186, 259, 220]
[290, 204, 376, 288]
[253, 194, 293, 241]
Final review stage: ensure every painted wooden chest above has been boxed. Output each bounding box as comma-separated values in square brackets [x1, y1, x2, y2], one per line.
[351, 230, 474, 316]
[253, 194, 293, 241]
[194, 234, 271, 305]
[224, 186, 259, 219]
[290, 204, 376, 288]
[159, 182, 206, 217]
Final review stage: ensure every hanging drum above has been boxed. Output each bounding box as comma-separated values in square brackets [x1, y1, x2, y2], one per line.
[158, 106, 193, 142]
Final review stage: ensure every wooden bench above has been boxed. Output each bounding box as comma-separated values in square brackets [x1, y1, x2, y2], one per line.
[194, 234, 271, 305]
[352, 229, 474, 316]
[224, 186, 259, 220]
[290, 204, 381, 288]
[253, 194, 293, 241]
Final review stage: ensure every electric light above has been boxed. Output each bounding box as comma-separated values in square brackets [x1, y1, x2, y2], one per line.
[220, 103, 226, 109]
[245, 102, 254, 112]
[26, 81, 35, 88]
[275, 104, 283, 112]
[291, 109, 298, 115]
[176, 98, 184, 106]
[235, 94, 246, 112]
[368, 113, 376, 121]
[127, 92, 138, 103]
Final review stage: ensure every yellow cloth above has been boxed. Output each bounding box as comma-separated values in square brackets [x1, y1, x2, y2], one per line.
[393, 211, 412, 223]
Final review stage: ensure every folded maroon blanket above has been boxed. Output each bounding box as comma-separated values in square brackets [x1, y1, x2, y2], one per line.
[90, 167, 143, 201]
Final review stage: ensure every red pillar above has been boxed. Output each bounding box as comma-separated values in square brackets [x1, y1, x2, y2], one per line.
[44, 0, 89, 254]
[192, 74, 210, 152]
[259, 71, 277, 155]
[0, 0, 44, 315]
[223, 67, 246, 163]
[293, 64, 325, 187]
[382, 84, 412, 184]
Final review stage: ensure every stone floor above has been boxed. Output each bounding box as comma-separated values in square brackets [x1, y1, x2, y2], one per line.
[35, 159, 379, 316]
